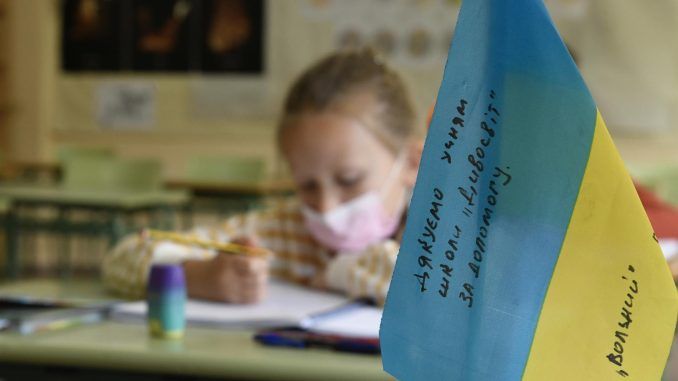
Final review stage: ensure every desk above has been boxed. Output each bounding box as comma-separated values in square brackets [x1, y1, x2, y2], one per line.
[165, 179, 295, 198]
[0, 279, 675, 380]
[0, 185, 189, 278]
[0, 279, 390, 381]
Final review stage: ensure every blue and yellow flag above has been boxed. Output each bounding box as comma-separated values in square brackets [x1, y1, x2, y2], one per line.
[380, 0, 678, 380]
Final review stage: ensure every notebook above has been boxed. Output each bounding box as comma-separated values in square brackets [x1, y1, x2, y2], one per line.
[300, 303, 382, 338]
[112, 281, 382, 338]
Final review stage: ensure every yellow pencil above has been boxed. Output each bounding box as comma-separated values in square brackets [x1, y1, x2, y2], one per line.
[146, 230, 271, 258]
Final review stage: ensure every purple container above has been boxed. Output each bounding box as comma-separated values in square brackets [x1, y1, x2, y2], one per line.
[147, 263, 186, 339]
[148, 263, 186, 292]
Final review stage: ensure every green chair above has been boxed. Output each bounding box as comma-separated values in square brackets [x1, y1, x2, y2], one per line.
[61, 154, 118, 192]
[60, 155, 164, 236]
[58, 155, 165, 276]
[57, 146, 114, 164]
[61, 154, 162, 193]
[184, 155, 267, 218]
[112, 158, 163, 192]
[185, 155, 266, 184]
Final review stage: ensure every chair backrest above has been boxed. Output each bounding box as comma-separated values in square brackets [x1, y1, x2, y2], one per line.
[62, 154, 162, 193]
[114, 158, 163, 192]
[61, 153, 118, 191]
[185, 155, 266, 184]
[57, 146, 114, 164]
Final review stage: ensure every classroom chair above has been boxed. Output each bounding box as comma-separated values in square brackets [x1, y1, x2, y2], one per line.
[185, 155, 266, 184]
[61, 153, 119, 192]
[184, 155, 267, 221]
[62, 155, 162, 193]
[21, 154, 165, 278]
[57, 146, 114, 164]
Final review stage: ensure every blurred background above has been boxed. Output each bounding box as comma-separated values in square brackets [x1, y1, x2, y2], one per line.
[0, 0, 677, 274]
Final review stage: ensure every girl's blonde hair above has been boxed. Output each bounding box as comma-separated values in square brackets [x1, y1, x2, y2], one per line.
[278, 49, 418, 154]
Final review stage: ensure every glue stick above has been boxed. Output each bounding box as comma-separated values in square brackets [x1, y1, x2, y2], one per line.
[147, 263, 186, 339]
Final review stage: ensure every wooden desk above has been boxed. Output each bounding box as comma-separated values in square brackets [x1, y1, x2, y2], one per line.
[0, 185, 189, 278]
[0, 279, 390, 381]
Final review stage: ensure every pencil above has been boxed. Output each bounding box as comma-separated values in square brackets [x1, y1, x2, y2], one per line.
[146, 230, 271, 258]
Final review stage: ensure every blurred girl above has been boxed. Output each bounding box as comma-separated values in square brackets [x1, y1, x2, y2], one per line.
[103, 49, 423, 304]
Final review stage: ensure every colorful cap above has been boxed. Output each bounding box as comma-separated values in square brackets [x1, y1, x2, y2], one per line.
[148, 263, 186, 293]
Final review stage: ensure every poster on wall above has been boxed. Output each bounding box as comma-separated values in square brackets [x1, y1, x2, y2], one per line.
[61, 0, 265, 73]
[96, 82, 155, 129]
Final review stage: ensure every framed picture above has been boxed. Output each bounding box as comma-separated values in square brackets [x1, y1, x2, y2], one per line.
[61, 0, 124, 71]
[61, 0, 265, 74]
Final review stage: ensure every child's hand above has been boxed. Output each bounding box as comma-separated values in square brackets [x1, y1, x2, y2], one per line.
[310, 270, 328, 290]
[183, 236, 269, 304]
[209, 253, 269, 304]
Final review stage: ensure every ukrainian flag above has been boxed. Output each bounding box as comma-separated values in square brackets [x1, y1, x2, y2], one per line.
[380, 0, 678, 380]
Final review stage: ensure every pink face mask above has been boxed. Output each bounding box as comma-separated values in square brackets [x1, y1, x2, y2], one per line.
[301, 154, 407, 253]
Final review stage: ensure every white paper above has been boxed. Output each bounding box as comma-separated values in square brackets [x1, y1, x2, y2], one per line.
[112, 281, 350, 329]
[660, 238, 678, 261]
[301, 304, 382, 339]
[96, 82, 155, 129]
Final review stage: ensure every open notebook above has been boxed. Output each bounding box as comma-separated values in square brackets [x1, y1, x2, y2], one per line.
[112, 281, 382, 338]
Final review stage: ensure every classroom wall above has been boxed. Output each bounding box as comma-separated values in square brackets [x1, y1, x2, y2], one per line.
[7, 0, 446, 178]
[53, 1, 464, 178]
[558, 0, 678, 167]
[4, 0, 678, 177]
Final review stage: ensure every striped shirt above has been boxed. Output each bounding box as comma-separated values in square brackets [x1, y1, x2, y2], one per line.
[102, 197, 400, 304]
